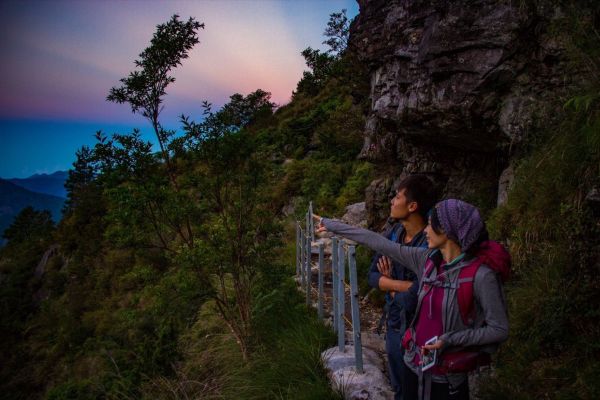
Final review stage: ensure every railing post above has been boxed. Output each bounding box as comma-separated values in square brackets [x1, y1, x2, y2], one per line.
[309, 201, 314, 242]
[337, 240, 346, 352]
[305, 228, 311, 306]
[331, 237, 338, 332]
[300, 228, 305, 290]
[318, 242, 324, 320]
[348, 245, 364, 373]
[296, 222, 300, 278]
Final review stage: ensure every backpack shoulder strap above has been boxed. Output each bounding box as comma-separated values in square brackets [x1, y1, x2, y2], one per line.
[423, 257, 436, 278]
[456, 258, 483, 326]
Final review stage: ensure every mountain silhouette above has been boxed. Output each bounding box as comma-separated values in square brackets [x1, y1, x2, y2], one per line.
[8, 171, 68, 198]
[0, 178, 64, 239]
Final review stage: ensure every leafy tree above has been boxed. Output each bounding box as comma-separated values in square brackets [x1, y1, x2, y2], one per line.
[60, 136, 108, 257]
[64, 144, 97, 214]
[295, 48, 336, 96]
[218, 89, 275, 130]
[180, 90, 278, 360]
[106, 15, 204, 248]
[294, 9, 351, 97]
[83, 130, 198, 252]
[182, 89, 275, 151]
[107, 15, 204, 186]
[323, 9, 350, 56]
[0, 207, 56, 399]
[2, 207, 54, 245]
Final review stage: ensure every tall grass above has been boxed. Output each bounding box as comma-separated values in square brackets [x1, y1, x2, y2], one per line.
[145, 283, 341, 400]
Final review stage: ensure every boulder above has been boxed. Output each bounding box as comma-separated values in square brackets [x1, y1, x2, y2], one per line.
[322, 345, 394, 399]
[341, 202, 368, 228]
[497, 165, 515, 206]
[585, 187, 600, 204]
[365, 178, 394, 229]
[322, 345, 384, 372]
[313, 237, 333, 255]
[349, 331, 386, 354]
[585, 186, 600, 216]
[330, 364, 393, 400]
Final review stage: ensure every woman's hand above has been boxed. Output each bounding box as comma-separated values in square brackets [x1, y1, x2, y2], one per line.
[312, 214, 328, 233]
[422, 339, 444, 352]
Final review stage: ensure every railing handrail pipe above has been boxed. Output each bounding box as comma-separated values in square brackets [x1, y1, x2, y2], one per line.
[294, 204, 364, 374]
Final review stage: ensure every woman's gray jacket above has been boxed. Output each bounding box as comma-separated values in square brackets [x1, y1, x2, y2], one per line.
[322, 218, 509, 383]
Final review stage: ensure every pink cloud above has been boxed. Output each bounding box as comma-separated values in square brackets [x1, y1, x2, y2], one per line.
[1, 0, 354, 123]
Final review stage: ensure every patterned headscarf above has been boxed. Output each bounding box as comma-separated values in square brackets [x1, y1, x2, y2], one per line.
[435, 199, 484, 252]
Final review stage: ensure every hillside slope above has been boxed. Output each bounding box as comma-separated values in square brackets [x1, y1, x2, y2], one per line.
[0, 179, 64, 237]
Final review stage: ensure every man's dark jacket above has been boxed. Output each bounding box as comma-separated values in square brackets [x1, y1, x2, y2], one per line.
[367, 222, 425, 331]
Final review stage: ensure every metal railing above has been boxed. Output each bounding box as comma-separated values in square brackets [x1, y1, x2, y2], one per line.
[296, 202, 364, 373]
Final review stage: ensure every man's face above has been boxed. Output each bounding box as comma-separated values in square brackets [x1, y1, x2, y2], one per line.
[390, 188, 417, 220]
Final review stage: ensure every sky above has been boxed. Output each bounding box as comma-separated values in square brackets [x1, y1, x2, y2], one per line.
[0, 0, 359, 179]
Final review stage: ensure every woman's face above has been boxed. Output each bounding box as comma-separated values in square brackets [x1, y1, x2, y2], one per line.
[424, 219, 448, 249]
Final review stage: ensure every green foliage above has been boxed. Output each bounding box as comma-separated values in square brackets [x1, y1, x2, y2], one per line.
[46, 380, 102, 400]
[64, 145, 97, 213]
[107, 13, 205, 216]
[336, 162, 375, 212]
[60, 140, 107, 257]
[107, 15, 203, 126]
[299, 158, 345, 212]
[323, 9, 350, 56]
[0, 207, 57, 399]
[0, 207, 55, 331]
[141, 281, 341, 400]
[226, 287, 340, 400]
[355, 244, 376, 297]
[295, 48, 338, 97]
[2, 206, 54, 244]
[1, 10, 371, 400]
[295, 9, 352, 97]
[277, 159, 372, 219]
[473, 6, 600, 398]
[269, 65, 368, 217]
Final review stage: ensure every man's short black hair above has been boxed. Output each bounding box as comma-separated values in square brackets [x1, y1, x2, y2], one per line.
[395, 174, 437, 219]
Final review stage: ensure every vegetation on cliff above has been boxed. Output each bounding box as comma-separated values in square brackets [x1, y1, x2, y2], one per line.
[481, 4, 600, 399]
[0, 11, 367, 400]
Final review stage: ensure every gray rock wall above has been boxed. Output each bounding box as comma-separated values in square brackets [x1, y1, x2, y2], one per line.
[349, 0, 578, 226]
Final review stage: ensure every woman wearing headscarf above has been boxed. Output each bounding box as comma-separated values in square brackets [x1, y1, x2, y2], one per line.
[315, 199, 510, 400]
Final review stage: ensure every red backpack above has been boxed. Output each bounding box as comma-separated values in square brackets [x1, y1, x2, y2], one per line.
[435, 240, 511, 326]
[403, 240, 511, 373]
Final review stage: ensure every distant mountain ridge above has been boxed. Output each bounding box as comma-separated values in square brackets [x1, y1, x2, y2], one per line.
[0, 178, 65, 238]
[8, 170, 68, 198]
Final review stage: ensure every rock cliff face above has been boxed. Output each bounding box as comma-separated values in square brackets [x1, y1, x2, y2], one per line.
[349, 0, 576, 227]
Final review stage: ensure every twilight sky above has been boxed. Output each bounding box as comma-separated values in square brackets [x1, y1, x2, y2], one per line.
[0, 0, 359, 178]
